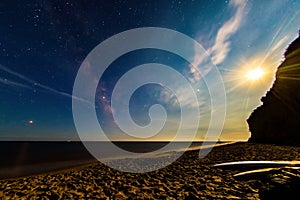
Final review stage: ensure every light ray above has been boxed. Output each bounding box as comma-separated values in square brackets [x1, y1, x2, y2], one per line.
[0, 64, 93, 106]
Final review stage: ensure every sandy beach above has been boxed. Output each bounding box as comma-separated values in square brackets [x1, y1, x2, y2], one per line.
[1, 142, 300, 199]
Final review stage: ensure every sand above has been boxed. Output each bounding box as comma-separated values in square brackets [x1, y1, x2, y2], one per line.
[1, 142, 300, 199]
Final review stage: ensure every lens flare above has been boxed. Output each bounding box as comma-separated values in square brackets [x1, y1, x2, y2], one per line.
[246, 68, 265, 81]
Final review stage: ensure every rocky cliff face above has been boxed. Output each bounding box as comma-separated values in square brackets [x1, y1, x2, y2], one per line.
[247, 33, 300, 146]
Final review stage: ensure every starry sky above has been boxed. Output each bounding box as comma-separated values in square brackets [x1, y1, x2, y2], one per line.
[0, 0, 300, 141]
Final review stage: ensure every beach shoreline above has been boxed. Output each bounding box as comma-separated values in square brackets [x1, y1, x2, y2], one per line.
[1, 142, 300, 199]
[0, 141, 233, 180]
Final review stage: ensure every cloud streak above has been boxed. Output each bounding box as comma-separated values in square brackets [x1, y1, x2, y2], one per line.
[0, 64, 93, 106]
[0, 77, 32, 89]
[189, 0, 246, 82]
[209, 0, 246, 65]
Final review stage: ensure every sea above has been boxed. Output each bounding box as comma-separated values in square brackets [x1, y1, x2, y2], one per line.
[0, 141, 231, 179]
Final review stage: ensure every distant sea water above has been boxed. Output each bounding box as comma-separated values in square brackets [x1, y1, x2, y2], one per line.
[0, 141, 232, 179]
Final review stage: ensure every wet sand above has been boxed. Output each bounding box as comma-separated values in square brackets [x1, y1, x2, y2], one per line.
[1, 142, 300, 199]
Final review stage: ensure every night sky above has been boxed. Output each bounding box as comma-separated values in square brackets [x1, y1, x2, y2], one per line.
[0, 0, 300, 141]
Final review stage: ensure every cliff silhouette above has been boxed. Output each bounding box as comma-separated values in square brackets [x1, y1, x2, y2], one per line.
[247, 32, 300, 146]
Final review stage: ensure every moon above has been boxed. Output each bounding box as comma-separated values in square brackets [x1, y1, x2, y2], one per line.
[246, 68, 265, 81]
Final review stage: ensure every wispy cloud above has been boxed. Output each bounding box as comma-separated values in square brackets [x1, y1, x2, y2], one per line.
[209, 0, 246, 65]
[189, 0, 246, 82]
[158, 84, 206, 110]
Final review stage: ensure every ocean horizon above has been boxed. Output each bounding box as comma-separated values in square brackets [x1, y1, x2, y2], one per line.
[0, 141, 233, 179]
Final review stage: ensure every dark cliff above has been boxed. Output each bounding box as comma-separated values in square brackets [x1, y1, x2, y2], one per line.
[247, 33, 300, 146]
